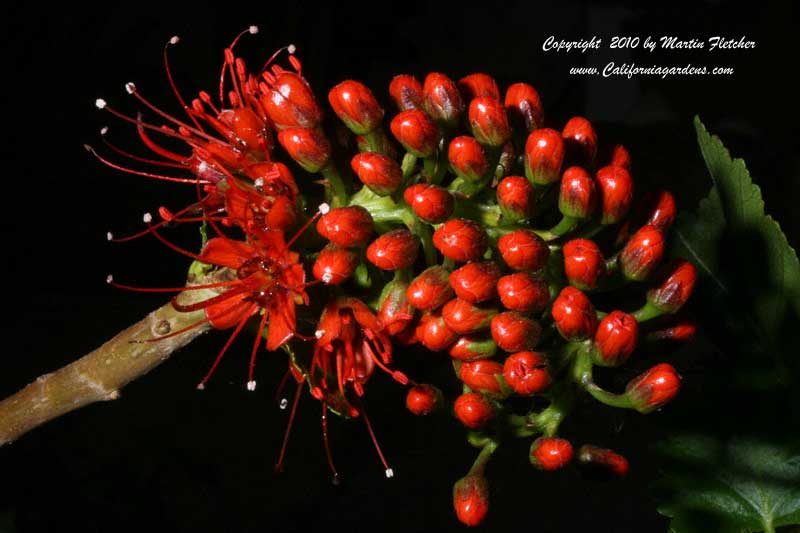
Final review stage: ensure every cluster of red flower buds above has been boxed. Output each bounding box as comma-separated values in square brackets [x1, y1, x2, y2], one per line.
[91, 30, 697, 525]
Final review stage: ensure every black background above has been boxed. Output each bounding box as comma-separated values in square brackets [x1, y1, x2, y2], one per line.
[1, 1, 797, 532]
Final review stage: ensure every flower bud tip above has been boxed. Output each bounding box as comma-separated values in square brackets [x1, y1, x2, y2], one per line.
[318, 202, 330, 214]
[385, 468, 394, 479]
[143, 212, 153, 223]
[125, 82, 136, 94]
[246, 380, 257, 391]
[95, 98, 107, 109]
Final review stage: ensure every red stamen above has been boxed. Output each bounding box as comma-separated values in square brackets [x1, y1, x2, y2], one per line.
[197, 302, 258, 389]
[85, 145, 203, 184]
[247, 309, 269, 385]
[101, 130, 187, 169]
[275, 378, 303, 474]
[108, 277, 239, 293]
[321, 404, 341, 485]
[354, 396, 394, 478]
[170, 285, 249, 313]
[163, 35, 206, 132]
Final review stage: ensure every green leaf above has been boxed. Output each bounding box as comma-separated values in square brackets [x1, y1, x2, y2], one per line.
[654, 435, 800, 533]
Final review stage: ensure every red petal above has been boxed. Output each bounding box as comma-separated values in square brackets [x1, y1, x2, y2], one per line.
[200, 238, 255, 269]
[266, 295, 296, 351]
[206, 291, 255, 329]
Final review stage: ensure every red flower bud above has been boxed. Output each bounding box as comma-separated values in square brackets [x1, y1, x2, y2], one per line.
[562, 116, 598, 167]
[530, 437, 573, 471]
[449, 335, 498, 361]
[449, 261, 503, 303]
[453, 392, 495, 430]
[497, 230, 550, 271]
[403, 183, 454, 224]
[559, 166, 597, 219]
[316, 206, 374, 247]
[407, 266, 454, 311]
[458, 73, 500, 100]
[552, 286, 598, 340]
[625, 363, 681, 413]
[328, 79, 384, 134]
[433, 219, 489, 263]
[596, 165, 634, 225]
[609, 144, 631, 170]
[620, 225, 665, 281]
[390, 109, 440, 158]
[490, 311, 542, 352]
[593, 311, 638, 367]
[525, 128, 565, 185]
[577, 445, 629, 478]
[366, 229, 419, 270]
[563, 239, 605, 290]
[423, 72, 464, 128]
[442, 298, 498, 335]
[416, 312, 459, 351]
[647, 259, 697, 313]
[312, 244, 359, 285]
[448, 136, 489, 182]
[277, 127, 331, 172]
[459, 360, 506, 396]
[261, 72, 322, 130]
[505, 82, 544, 132]
[496, 272, 550, 313]
[453, 474, 490, 527]
[497, 175, 536, 222]
[389, 74, 424, 111]
[647, 320, 697, 342]
[351, 152, 403, 196]
[503, 351, 551, 396]
[640, 190, 677, 232]
[468, 96, 511, 147]
[378, 279, 415, 336]
[406, 384, 442, 416]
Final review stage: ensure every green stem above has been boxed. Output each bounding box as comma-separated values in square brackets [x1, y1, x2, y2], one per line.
[531, 383, 576, 437]
[321, 164, 348, 208]
[532, 215, 580, 242]
[363, 129, 387, 155]
[631, 301, 665, 322]
[401, 153, 418, 179]
[468, 438, 499, 476]
[584, 383, 634, 409]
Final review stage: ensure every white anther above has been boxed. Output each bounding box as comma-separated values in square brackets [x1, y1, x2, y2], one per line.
[254, 177, 264, 189]
[279, 398, 289, 409]
[246, 380, 257, 391]
[125, 82, 136, 94]
[106, 231, 113, 241]
[314, 329, 325, 339]
[143, 212, 153, 223]
[385, 468, 394, 479]
[198, 161, 208, 173]
[318, 202, 330, 214]
[100, 126, 109, 135]
[169, 35, 180, 45]
[321, 272, 333, 284]
[249, 25, 259, 34]
[106, 274, 114, 284]
[287, 44, 296, 54]
[95, 98, 107, 109]
[196, 383, 205, 390]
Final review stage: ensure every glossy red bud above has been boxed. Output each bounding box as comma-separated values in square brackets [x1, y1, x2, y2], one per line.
[551, 286, 598, 341]
[525, 128, 565, 185]
[219, 107, 271, 156]
[625, 363, 681, 413]
[351, 152, 403, 196]
[636, 190, 677, 232]
[458, 73, 500, 100]
[620, 225, 665, 281]
[277, 127, 331, 172]
[503, 351, 551, 395]
[609, 144, 631, 170]
[453, 474, 490, 527]
[530, 437, 573, 471]
[647, 320, 697, 342]
[433, 219, 489, 263]
[449, 261, 503, 303]
[647, 259, 697, 313]
[593, 311, 638, 367]
[490, 312, 542, 352]
[449, 335, 498, 361]
[468, 96, 511, 147]
[366, 229, 419, 270]
[406, 384, 442, 416]
[448, 136, 489, 182]
[423, 72, 464, 128]
[577, 445, 629, 478]
[496, 272, 550, 313]
[416, 312, 459, 351]
[312, 244, 359, 285]
[505, 82, 544, 132]
[328, 79, 384, 134]
[497, 230, 550, 271]
[261, 72, 322, 130]
[559, 166, 597, 219]
[378, 279, 415, 336]
[407, 266, 454, 311]
[390, 109, 440, 158]
[562, 116, 598, 167]
[563, 239, 605, 290]
[497, 175, 536, 222]
[403, 184, 454, 224]
[458, 360, 506, 396]
[596, 165, 634, 225]
[453, 392, 495, 430]
[389, 74, 424, 111]
[442, 298, 498, 334]
[316, 206, 374, 247]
